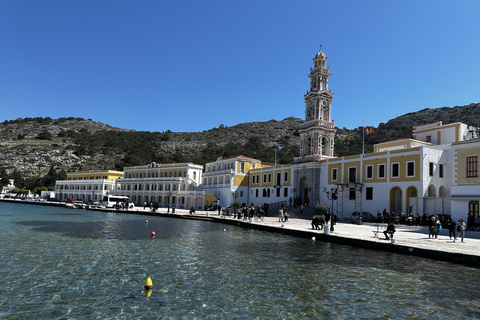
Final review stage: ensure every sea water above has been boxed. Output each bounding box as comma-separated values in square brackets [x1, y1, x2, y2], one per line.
[1, 202, 480, 319]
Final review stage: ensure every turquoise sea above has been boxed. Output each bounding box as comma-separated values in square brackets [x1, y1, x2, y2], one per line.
[1, 202, 480, 319]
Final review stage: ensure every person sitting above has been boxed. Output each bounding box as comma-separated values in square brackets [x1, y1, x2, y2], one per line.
[384, 222, 396, 239]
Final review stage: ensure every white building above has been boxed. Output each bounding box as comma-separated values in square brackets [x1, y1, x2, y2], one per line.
[55, 170, 124, 202]
[113, 162, 204, 209]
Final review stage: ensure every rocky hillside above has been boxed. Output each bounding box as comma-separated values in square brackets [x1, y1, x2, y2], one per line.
[0, 116, 302, 180]
[1, 103, 479, 189]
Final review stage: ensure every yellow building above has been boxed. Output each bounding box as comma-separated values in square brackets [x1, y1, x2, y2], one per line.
[249, 163, 293, 207]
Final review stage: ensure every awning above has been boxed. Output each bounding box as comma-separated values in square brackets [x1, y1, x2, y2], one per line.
[205, 194, 218, 202]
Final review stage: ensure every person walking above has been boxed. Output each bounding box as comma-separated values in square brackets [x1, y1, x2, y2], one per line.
[447, 218, 456, 240]
[278, 207, 284, 222]
[456, 218, 466, 243]
[300, 204, 304, 215]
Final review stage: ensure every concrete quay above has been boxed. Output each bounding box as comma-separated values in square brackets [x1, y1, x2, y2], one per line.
[112, 206, 480, 268]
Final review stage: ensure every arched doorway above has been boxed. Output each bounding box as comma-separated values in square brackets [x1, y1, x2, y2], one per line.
[405, 186, 418, 214]
[299, 176, 309, 206]
[389, 187, 402, 214]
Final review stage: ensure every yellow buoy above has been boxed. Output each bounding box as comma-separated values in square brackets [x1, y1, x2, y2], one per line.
[144, 277, 153, 290]
[146, 220, 148, 224]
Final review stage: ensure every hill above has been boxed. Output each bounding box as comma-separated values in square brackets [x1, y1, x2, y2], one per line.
[1, 103, 479, 190]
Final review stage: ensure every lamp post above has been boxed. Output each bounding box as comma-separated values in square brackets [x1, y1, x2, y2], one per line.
[325, 187, 338, 232]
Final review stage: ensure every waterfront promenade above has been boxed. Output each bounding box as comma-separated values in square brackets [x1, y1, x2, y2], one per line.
[2, 199, 480, 267]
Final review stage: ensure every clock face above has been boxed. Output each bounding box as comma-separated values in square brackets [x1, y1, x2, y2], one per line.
[309, 100, 314, 107]
[322, 100, 328, 106]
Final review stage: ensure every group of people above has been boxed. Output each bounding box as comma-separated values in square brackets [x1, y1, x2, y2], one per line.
[218, 204, 271, 221]
[311, 212, 336, 230]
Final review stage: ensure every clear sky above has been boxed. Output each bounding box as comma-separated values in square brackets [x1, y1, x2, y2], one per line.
[1, 0, 479, 133]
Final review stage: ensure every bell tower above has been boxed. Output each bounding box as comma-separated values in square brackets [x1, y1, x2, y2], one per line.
[295, 46, 337, 162]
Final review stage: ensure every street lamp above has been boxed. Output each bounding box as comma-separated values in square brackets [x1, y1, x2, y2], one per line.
[326, 188, 338, 232]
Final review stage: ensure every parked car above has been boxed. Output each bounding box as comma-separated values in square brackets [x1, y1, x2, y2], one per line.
[350, 211, 377, 224]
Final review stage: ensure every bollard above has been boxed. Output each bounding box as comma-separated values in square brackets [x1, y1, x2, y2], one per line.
[324, 225, 330, 234]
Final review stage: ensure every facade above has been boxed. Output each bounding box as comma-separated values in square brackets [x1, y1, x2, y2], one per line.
[451, 139, 480, 221]
[248, 163, 293, 207]
[112, 162, 204, 209]
[200, 156, 260, 207]
[55, 170, 124, 202]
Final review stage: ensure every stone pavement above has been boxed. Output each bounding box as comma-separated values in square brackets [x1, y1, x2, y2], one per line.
[124, 206, 480, 267]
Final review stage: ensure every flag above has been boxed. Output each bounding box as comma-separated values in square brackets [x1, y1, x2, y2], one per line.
[366, 126, 375, 134]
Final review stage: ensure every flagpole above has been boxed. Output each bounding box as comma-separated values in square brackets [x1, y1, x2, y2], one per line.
[275, 147, 277, 166]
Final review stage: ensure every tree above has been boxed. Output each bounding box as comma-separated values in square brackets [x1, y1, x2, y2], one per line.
[34, 186, 48, 196]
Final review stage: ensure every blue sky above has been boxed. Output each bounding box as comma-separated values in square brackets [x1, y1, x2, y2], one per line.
[1, 1, 479, 133]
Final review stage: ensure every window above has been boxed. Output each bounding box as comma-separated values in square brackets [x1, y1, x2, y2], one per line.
[284, 187, 288, 197]
[332, 168, 337, 181]
[378, 164, 385, 178]
[392, 163, 399, 178]
[276, 187, 280, 197]
[256, 189, 259, 197]
[349, 188, 355, 200]
[467, 156, 478, 178]
[263, 174, 267, 183]
[366, 187, 373, 200]
[268, 174, 272, 183]
[439, 164, 444, 178]
[366, 165, 373, 179]
[407, 161, 415, 177]
[240, 191, 244, 197]
[426, 135, 432, 142]
[284, 172, 288, 182]
[349, 167, 357, 183]
[241, 162, 245, 174]
[276, 172, 281, 185]
[469, 201, 479, 219]
[429, 162, 434, 176]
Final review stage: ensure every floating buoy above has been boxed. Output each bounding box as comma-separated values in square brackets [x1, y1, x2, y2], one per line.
[150, 231, 155, 238]
[311, 237, 316, 241]
[146, 220, 148, 224]
[144, 277, 153, 290]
